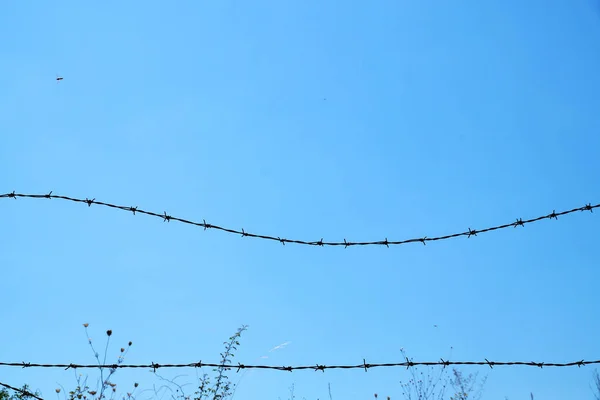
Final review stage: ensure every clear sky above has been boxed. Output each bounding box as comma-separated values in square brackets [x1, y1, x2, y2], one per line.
[1, 1, 600, 399]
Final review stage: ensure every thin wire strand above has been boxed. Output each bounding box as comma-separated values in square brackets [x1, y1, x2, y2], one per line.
[0, 382, 44, 400]
[1, 192, 597, 248]
[1, 359, 599, 372]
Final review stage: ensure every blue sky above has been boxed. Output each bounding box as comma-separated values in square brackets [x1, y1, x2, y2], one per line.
[1, 1, 600, 399]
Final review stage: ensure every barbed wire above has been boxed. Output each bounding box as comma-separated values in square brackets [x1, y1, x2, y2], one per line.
[1, 191, 597, 248]
[0, 382, 44, 400]
[2, 358, 599, 400]
[1, 358, 599, 372]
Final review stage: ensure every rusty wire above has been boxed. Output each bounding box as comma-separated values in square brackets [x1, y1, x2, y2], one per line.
[1, 191, 597, 248]
[1, 358, 599, 373]
[0, 382, 44, 400]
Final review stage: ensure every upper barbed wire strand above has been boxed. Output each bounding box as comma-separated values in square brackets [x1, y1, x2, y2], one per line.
[0, 358, 599, 372]
[1, 191, 597, 248]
